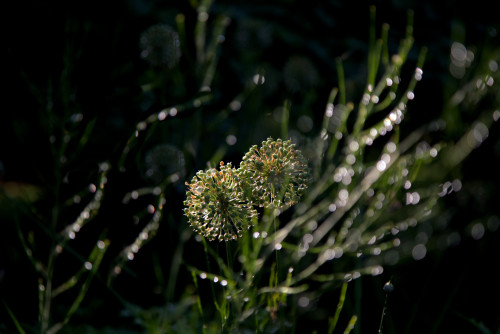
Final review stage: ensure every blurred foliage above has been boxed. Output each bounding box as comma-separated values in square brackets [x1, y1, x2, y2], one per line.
[2, 0, 500, 333]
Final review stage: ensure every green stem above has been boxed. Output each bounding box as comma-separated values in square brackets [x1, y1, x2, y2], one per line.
[274, 214, 280, 280]
[226, 242, 233, 270]
[328, 282, 348, 334]
[40, 250, 55, 334]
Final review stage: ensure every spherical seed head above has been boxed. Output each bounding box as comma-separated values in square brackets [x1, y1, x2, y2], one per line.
[139, 24, 181, 68]
[239, 138, 310, 208]
[184, 162, 257, 242]
[283, 56, 319, 93]
[144, 144, 185, 184]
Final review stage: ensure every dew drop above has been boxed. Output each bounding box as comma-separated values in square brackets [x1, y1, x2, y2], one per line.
[338, 189, 349, 201]
[346, 154, 356, 165]
[323, 249, 336, 261]
[158, 110, 167, 121]
[414, 67, 423, 81]
[226, 135, 237, 146]
[376, 160, 387, 172]
[383, 281, 394, 293]
[298, 296, 309, 308]
[348, 140, 359, 152]
[371, 265, 383, 276]
[389, 112, 397, 122]
[386, 141, 397, 153]
[252, 73, 265, 85]
[169, 108, 178, 116]
[412, 244, 427, 260]
[325, 103, 334, 117]
[198, 11, 209, 22]
[303, 233, 313, 244]
[493, 110, 500, 122]
[471, 223, 485, 240]
[229, 100, 241, 111]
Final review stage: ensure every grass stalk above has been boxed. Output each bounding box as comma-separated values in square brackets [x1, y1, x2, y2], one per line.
[328, 281, 349, 334]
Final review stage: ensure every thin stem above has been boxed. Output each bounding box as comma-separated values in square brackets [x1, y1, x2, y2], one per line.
[328, 281, 348, 334]
[274, 213, 280, 280]
[378, 293, 389, 333]
[40, 249, 55, 334]
[226, 242, 233, 270]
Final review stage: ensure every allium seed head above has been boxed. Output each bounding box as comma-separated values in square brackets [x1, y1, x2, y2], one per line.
[239, 138, 309, 208]
[139, 24, 181, 68]
[184, 162, 257, 241]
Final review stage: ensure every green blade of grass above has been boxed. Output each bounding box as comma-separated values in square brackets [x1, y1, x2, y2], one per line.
[328, 281, 348, 334]
[3, 300, 27, 334]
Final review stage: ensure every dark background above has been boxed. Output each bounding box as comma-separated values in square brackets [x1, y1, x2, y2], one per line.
[2, 0, 499, 333]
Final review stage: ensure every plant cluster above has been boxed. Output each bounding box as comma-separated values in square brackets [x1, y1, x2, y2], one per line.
[184, 138, 309, 241]
[2, 1, 499, 334]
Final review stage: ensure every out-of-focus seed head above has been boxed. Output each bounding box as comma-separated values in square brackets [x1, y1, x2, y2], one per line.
[139, 24, 181, 68]
[144, 144, 185, 184]
[283, 56, 319, 93]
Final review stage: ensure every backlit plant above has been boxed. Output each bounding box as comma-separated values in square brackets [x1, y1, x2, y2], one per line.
[3, 2, 498, 334]
[239, 138, 310, 209]
[184, 139, 310, 240]
[184, 161, 258, 241]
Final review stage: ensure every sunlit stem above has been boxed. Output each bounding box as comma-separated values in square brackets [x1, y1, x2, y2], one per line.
[191, 271, 208, 334]
[40, 250, 55, 334]
[274, 213, 280, 279]
[328, 281, 349, 334]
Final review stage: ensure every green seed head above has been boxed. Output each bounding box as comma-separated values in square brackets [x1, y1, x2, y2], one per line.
[184, 162, 258, 241]
[238, 138, 310, 208]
